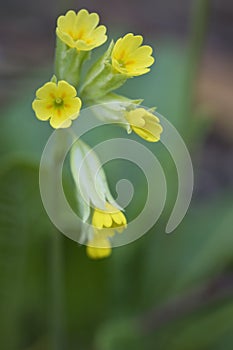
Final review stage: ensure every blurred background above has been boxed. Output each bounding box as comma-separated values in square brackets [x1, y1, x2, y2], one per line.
[0, 0, 233, 349]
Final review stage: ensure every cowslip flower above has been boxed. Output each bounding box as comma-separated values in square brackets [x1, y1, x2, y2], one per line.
[111, 33, 154, 77]
[89, 94, 163, 143]
[86, 204, 127, 259]
[86, 203, 126, 259]
[56, 9, 107, 51]
[125, 108, 163, 142]
[32, 80, 82, 128]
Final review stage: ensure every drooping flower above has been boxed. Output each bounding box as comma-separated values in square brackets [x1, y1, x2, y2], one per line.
[111, 33, 154, 77]
[86, 203, 126, 259]
[125, 108, 163, 142]
[92, 202, 127, 231]
[56, 9, 107, 51]
[86, 204, 126, 259]
[32, 80, 82, 128]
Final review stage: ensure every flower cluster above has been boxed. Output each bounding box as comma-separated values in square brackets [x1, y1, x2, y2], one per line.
[32, 9, 163, 259]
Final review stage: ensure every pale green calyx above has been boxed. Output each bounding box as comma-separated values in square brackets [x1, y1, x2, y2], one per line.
[70, 139, 121, 222]
[55, 37, 90, 87]
[80, 41, 128, 102]
[91, 93, 143, 132]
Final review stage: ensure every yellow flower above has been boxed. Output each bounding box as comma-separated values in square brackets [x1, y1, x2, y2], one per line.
[111, 33, 154, 77]
[125, 108, 163, 142]
[87, 201, 126, 259]
[32, 80, 82, 129]
[56, 9, 107, 51]
[92, 202, 127, 231]
[86, 229, 112, 259]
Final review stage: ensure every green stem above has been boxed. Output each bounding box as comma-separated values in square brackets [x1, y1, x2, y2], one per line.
[182, 0, 211, 136]
[50, 131, 67, 350]
[51, 230, 65, 350]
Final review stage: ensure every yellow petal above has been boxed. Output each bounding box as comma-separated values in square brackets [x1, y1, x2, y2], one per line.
[60, 119, 72, 128]
[64, 97, 82, 119]
[129, 46, 154, 66]
[49, 113, 71, 129]
[75, 9, 99, 34]
[36, 82, 57, 100]
[57, 80, 77, 98]
[75, 26, 107, 51]
[32, 100, 53, 121]
[113, 33, 143, 57]
[92, 203, 127, 230]
[102, 213, 113, 227]
[56, 28, 76, 48]
[86, 245, 111, 259]
[131, 126, 157, 142]
[75, 40, 94, 51]
[144, 121, 163, 141]
[57, 10, 76, 33]
[112, 211, 126, 226]
[125, 109, 146, 127]
[86, 233, 112, 259]
[92, 210, 104, 228]
[89, 25, 107, 45]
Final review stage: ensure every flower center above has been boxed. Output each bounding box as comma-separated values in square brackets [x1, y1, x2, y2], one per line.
[55, 97, 63, 105]
[117, 59, 125, 68]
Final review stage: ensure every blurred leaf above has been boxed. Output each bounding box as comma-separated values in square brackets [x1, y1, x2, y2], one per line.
[104, 191, 233, 324]
[153, 299, 233, 350]
[137, 193, 233, 307]
[174, 196, 233, 290]
[95, 318, 143, 350]
[0, 77, 51, 161]
[0, 158, 50, 349]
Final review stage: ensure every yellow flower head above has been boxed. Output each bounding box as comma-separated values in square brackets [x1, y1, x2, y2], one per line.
[111, 33, 154, 77]
[92, 202, 127, 231]
[56, 9, 107, 51]
[125, 108, 163, 142]
[86, 229, 112, 259]
[32, 80, 82, 129]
